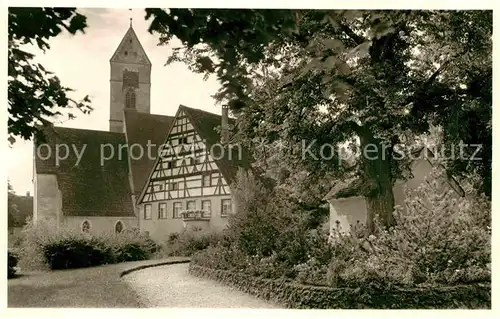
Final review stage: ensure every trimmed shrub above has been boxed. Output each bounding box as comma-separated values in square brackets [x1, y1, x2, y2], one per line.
[8, 250, 18, 278]
[42, 237, 114, 269]
[189, 264, 491, 309]
[107, 231, 158, 262]
[161, 230, 227, 257]
[18, 219, 160, 270]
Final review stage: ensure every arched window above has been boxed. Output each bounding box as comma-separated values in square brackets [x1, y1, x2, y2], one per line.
[115, 221, 124, 234]
[125, 90, 136, 109]
[81, 220, 91, 233]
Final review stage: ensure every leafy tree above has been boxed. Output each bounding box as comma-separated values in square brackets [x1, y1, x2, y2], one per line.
[8, 182, 19, 228]
[8, 7, 92, 144]
[146, 9, 492, 228]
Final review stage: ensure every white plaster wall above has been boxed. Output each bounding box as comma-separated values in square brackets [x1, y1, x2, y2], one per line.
[62, 216, 138, 235]
[328, 157, 463, 236]
[34, 174, 62, 225]
[138, 194, 233, 242]
[329, 196, 368, 234]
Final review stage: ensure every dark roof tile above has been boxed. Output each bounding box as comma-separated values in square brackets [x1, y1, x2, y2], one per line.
[34, 126, 135, 217]
[123, 110, 175, 195]
[180, 105, 254, 184]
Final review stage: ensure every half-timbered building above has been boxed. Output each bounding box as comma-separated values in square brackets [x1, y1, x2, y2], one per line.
[137, 105, 252, 240]
[33, 24, 251, 240]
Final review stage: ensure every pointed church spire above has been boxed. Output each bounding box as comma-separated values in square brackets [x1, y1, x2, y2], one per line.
[109, 19, 151, 66]
[109, 15, 152, 132]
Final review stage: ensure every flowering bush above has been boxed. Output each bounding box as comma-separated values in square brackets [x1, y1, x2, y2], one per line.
[328, 168, 491, 287]
[193, 167, 491, 290]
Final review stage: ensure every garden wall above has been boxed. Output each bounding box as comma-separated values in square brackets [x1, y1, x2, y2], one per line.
[189, 264, 490, 309]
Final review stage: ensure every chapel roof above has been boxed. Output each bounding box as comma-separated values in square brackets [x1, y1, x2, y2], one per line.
[123, 110, 175, 195]
[34, 126, 135, 217]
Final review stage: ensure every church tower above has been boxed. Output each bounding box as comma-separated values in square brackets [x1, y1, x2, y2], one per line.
[109, 23, 151, 132]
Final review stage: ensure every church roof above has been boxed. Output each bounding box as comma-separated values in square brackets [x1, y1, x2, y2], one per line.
[123, 110, 175, 195]
[34, 126, 135, 217]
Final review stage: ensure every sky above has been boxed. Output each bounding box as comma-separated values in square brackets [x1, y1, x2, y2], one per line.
[7, 8, 222, 194]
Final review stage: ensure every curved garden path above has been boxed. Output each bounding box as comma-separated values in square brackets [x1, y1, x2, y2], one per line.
[122, 263, 280, 308]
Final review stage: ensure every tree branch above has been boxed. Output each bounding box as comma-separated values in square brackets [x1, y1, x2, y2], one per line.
[401, 61, 450, 107]
[337, 21, 366, 45]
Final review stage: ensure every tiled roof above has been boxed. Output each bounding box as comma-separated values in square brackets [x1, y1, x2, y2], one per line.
[179, 105, 254, 184]
[123, 110, 175, 195]
[34, 126, 135, 217]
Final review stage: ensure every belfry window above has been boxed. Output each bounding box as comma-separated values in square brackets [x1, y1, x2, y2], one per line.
[125, 90, 136, 109]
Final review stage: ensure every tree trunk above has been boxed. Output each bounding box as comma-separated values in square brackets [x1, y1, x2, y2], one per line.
[358, 127, 395, 232]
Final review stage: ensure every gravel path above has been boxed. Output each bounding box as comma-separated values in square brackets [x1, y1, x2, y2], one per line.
[123, 263, 280, 308]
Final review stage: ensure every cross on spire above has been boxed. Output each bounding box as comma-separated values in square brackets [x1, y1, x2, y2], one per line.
[129, 8, 132, 26]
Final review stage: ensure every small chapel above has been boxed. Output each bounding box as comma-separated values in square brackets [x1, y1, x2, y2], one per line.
[33, 24, 251, 242]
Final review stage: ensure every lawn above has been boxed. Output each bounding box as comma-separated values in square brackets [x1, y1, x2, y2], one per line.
[8, 257, 189, 308]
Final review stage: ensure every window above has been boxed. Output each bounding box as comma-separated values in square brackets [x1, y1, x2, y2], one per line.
[158, 184, 163, 191]
[221, 199, 232, 217]
[169, 182, 178, 191]
[202, 173, 211, 187]
[144, 204, 152, 220]
[81, 220, 91, 233]
[115, 221, 124, 234]
[158, 203, 167, 219]
[178, 137, 188, 144]
[125, 90, 136, 109]
[202, 200, 211, 217]
[173, 202, 182, 218]
[166, 161, 177, 169]
[187, 201, 196, 210]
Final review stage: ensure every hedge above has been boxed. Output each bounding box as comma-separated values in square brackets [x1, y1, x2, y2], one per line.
[8, 250, 18, 278]
[189, 264, 491, 309]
